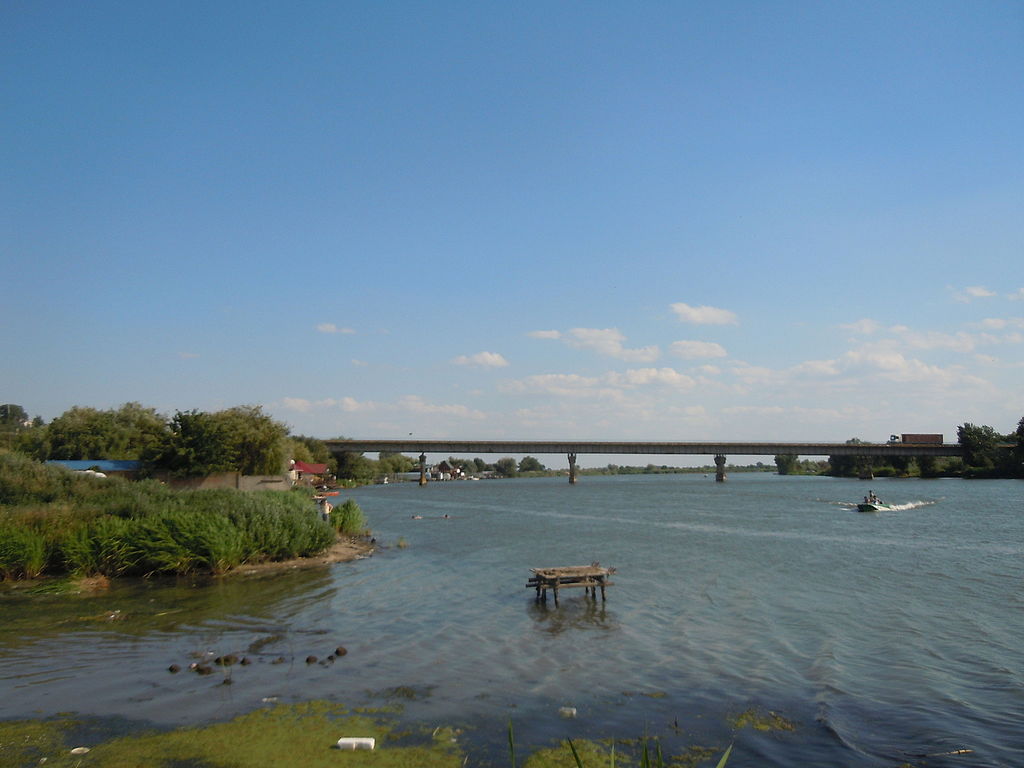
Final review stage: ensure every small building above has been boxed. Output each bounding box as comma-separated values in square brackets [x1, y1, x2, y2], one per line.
[290, 460, 329, 486]
[431, 460, 465, 481]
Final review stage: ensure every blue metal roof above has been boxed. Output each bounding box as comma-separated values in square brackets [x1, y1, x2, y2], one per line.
[46, 460, 142, 471]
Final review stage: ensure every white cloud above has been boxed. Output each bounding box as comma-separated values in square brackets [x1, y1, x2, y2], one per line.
[893, 329, 977, 353]
[341, 396, 378, 412]
[282, 397, 314, 412]
[500, 367, 694, 400]
[669, 340, 727, 359]
[528, 330, 562, 339]
[670, 302, 738, 325]
[840, 318, 884, 335]
[281, 394, 481, 418]
[452, 351, 510, 368]
[397, 395, 486, 419]
[316, 323, 356, 334]
[500, 373, 615, 399]
[976, 317, 1024, 331]
[608, 368, 696, 389]
[723, 405, 786, 416]
[953, 285, 996, 303]
[1009, 288, 1024, 301]
[565, 327, 660, 362]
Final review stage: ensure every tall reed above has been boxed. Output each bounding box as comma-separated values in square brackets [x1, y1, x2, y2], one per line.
[0, 453, 342, 579]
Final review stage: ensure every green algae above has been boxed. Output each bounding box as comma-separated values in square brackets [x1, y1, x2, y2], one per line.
[0, 717, 79, 767]
[0, 702, 464, 768]
[665, 745, 720, 767]
[522, 738, 616, 768]
[727, 708, 796, 732]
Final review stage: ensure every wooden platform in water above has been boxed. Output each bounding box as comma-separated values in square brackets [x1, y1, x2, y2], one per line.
[526, 564, 615, 605]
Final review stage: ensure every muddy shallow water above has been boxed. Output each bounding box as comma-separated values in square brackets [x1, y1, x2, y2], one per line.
[2, 474, 1022, 766]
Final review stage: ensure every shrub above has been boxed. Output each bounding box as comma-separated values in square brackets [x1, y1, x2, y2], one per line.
[329, 498, 366, 536]
[0, 453, 347, 579]
[0, 522, 49, 579]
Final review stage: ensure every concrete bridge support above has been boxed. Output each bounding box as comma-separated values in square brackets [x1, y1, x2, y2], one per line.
[419, 453, 427, 486]
[714, 454, 727, 482]
[568, 453, 578, 484]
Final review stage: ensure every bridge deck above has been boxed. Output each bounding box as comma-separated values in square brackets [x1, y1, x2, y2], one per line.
[325, 439, 961, 457]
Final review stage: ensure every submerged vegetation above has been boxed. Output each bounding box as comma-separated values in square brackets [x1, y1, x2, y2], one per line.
[0, 703, 741, 768]
[0, 702, 462, 768]
[0, 453, 364, 581]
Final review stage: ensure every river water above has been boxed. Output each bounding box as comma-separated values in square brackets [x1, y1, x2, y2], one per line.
[1, 474, 1021, 766]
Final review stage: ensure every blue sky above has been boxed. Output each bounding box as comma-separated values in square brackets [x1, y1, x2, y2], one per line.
[2, 1, 1022, 462]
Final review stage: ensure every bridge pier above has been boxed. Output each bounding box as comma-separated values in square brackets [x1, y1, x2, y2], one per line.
[568, 453, 577, 484]
[419, 453, 427, 486]
[714, 454, 727, 482]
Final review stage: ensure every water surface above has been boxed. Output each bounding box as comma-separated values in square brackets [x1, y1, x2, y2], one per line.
[1, 474, 1021, 766]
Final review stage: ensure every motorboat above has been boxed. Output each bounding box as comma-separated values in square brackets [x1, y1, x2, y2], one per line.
[856, 501, 892, 512]
[857, 492, 890, 512]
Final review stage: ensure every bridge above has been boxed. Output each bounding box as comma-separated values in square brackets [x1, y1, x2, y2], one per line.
[324, 439, 962, 483]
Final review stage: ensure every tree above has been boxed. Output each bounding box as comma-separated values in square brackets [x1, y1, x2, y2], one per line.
[335, 451, 375, 482]
[494, 457, 518, 477]
[212, 405, 288, 475]
[379, 451, 416, 475]
[917, 454, 938, 477]
[518, 456, 545, 472]
[957, 423, 1004, 473]
[1013, 416, 1024, 477]
[0, 404, 32, 451]
[0, 404, 29, 428]
[154, 410, 235, 477]
[828, 438, 867, 477]
[45, 403, 168, 461]
[774, 454, 798, 475]
[473, 457, 488, 473]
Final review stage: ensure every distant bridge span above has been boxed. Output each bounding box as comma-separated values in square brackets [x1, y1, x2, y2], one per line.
[324, 439, 961, 483]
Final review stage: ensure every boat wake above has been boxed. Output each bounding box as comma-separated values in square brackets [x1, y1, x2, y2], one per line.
[881, 500, 937, 511]
[829, 499, 938, 512]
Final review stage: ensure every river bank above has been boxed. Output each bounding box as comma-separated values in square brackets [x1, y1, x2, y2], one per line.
[1, 452, 368, 581]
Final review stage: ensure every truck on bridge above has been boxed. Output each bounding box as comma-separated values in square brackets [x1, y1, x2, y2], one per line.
[891, 433, 944, 444]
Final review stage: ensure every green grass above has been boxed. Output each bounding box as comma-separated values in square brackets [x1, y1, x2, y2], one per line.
[0, 709, 737, 768]
[0, 453, 346, 580]
[0, 702, 462, 768]
[329, 497, 368, 536]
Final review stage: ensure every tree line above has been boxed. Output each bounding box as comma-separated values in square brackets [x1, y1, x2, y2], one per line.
[774, 417, 1024, 478]
[1, 402, 338, 478]
[5, 403, 1021, 481]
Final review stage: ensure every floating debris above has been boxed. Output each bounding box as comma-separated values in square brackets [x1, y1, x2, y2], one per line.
[336, 737, 375, 750]
[729, 708, 795, 732]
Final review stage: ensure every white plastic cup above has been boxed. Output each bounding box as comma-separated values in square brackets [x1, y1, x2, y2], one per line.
[336, 737, 375, 750]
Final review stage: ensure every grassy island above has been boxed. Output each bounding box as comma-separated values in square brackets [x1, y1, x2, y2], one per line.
[0, 453, 366, 581]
